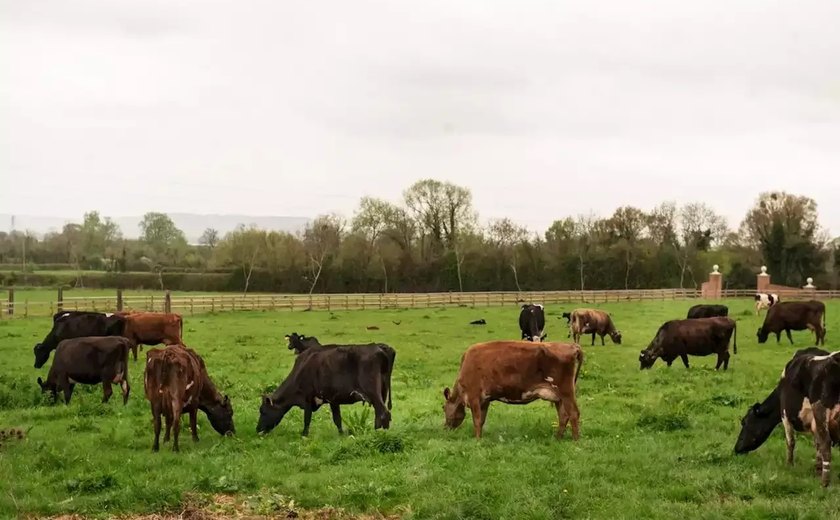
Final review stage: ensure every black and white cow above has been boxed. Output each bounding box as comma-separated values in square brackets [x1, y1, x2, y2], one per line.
[755, 293, 780, 316]
[518, 304, 546, 342]
[735, 347, 840, 487]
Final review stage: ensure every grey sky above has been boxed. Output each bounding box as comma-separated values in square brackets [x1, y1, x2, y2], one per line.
[3, 0, 840, 235]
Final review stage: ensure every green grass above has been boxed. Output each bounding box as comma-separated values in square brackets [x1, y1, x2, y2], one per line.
[1, 299, 839, 519]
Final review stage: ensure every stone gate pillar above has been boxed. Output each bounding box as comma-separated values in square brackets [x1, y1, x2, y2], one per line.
[757, 266, 770, 292]
[702, 265, 722, 299]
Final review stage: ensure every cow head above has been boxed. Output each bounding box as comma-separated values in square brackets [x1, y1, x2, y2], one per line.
[638, 349, 657, 369]
[33, 343, 52, 369]
[285, 332, 320, 354]
[36, 376, 50, 392]
[203, 395, 235, 436]
[561, 312, 572, 324]
[257, 395, 290, 434]
[756, 327, 769, 344]
[734, 398, 780, 454]
[609, 330, 623, 345]
[442, 387, 466, 429]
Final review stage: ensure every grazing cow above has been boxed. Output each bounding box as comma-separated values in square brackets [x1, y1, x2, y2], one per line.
[37, 336, 132, 405]
[756, 300, 826, 346]
[755, 293, 780, 315]
[734, 347, 840, 487]
[639, 317, 737, 370]
[144, 344, 234, 452]
[570, 309, 622, 346]
[519, 304, 546, 342]
[121, 312, 183, 361]
[686, 304, 729, 319]
[257, 341, 395, 436]
[34, 312, 126, 368]
[443, 341, 583, 439]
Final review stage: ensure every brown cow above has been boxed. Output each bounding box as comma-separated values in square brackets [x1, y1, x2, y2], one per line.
[144, 344, 234, 452]
[121, 312, 183, 361]
[570, 309, 622, 346]
[757, 300, 826, 346]
[442, 341, 583, 439]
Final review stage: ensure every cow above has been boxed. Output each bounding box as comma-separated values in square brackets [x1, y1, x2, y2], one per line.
[443, 341, 583, 439]
[755, 293, 780, 315]
[686, 304, 729, 319]
[284, 333, 396, 412]
[257, 342, 395, 436]
[144, 344, 234, 452]
[756, 300, 826, 346]
[570, 309, 622, 346]
[561, 312, 573, 338]
[639, 317, 737, 370]
[734, 348, 840, 487]
[33, 312, 126, 368]
[519, 304, 546, 342]
[121, 312, 183, 361]
[36, 336, 133, 405]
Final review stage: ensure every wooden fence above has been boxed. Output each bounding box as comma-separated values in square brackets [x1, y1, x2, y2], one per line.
[3, 288, 840, 319]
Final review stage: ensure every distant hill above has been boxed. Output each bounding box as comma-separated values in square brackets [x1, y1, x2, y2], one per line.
[0, 213, 311, 244]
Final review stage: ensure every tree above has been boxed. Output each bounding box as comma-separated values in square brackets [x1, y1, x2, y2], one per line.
[675, 203, 728, 288]
[303, 214, 344, 297]
[607, 206, 647, 289]
[740, 192, 827, 286]
[404, 179, 475, 258]
[216, 225, 266, 294]
[352, 197, 402, 292]
[139, 212, 187, 267]
[199, 228, 220, 249]
[573, 215, 596, 290]
[488, 218, 529, 292]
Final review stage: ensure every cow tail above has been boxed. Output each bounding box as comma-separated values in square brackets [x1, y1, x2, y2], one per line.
[574, 347, 584, 384]
[733, 321, 737, 355]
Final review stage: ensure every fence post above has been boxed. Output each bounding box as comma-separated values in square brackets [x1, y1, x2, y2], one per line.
[24, 299, 29, 318]
[212, 297, 216, 313]
[164, 290, 172, 313]
[116, 289, 123, 311]
[379, 294, 383, 309]
[57, 287, 64, 312]
[327, 295, 331, 312]
[190, 297, 194, 316]
[8, 288, 14, 316]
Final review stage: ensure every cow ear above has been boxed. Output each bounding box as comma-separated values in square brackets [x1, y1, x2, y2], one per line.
[443, 387, 451, 400]
[284, 335, 290, 341]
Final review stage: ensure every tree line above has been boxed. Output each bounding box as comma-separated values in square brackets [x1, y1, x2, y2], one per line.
[1, 181, 838, 293]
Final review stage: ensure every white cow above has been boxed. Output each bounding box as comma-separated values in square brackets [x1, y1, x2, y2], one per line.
[755, 293, 780, 316]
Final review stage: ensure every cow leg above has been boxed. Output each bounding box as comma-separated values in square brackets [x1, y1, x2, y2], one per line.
[469, 400, 484, 438]
[480, 401, 490, 429]
[813, 404, 833, 487]
[600, 334, 605, 346]
[564, 397, 581, 441]
[590, 333, 596, 346]
[171, 402, 182, 452]
[813, 434, 824, 476]
[554, 401, 569, 439]
[189, 409, 199, 442]
[63, 383, 75, 405]
[102, 381, 113, 403]
[330, 403, 344, 434]
[131, 343, 138, 362]
[120, 379, 130, 405]
[715, 351, 730, 371]
[680, 354, 690, 369]
[782, 412, 796, 465]
[302, 403, 313, 437]
[152, 405, 162, 452]
[785, 329, 794, 345]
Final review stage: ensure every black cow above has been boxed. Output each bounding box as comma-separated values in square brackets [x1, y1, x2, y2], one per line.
[757, 300, 826, 346]
[734, 347, 840, 487]
[639, 317, 737, 370]
[686, 304, 729, 319]
[34, 312, 126, 368]
[519, 304, 546, 342]
[37, 336, 133, 404]
[258, 341, 396, 436]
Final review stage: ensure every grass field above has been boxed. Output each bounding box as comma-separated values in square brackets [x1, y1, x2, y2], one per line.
[1, 299, 839, 519]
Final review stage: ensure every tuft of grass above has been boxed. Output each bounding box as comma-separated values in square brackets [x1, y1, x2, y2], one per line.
[636, 409, 691, 432]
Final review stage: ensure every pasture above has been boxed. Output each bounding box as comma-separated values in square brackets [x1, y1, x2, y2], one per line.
[1, 299, 839, 519]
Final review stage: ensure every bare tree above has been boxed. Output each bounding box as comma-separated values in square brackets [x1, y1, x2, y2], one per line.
[488, 218, 529, 292]
[216, 225, 266, 295]
[676, 203, 728, 288]
[303, 214, 344, 297]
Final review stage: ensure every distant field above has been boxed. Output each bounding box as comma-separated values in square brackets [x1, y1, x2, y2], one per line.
[2, 300, 840, 519]
[1, 287, 228, 303]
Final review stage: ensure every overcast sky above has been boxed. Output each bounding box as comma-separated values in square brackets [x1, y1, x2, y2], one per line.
[3, 0, 840, 235]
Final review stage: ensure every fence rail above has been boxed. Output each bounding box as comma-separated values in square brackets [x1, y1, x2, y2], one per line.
[3, 287, 840, 319]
